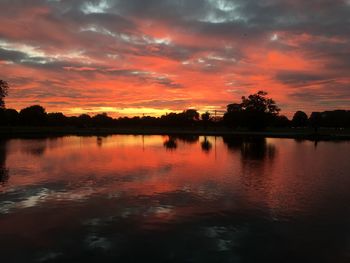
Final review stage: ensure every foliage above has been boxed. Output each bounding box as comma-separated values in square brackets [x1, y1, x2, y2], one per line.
[292, 111, 308, 127]
[47, 112, 67, 126]
[160, 109, 200, 125]
[0, 108, 18, 126]
[201, 111, 211, 122]
[91, 113, 114, 126]
[183, 109, 200, 121]
[272, 115, 290, 127]
[309, 112, 322, 132]
[19, 105, 47, 125]
[224, 91, 280, 130]
[1, 90, 350, 129]
[241, 91, 280, 115]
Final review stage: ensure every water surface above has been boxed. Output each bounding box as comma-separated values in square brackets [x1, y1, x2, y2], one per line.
[0, 135, 349, 262]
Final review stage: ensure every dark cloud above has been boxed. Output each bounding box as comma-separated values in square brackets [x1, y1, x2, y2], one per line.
[1, 0, 349, 66]
[0, 47, 85, 71]
[289, 83, 350, 104]
[0, 48, 27, 62]
[0, 0, 349, 114]
[129, 99, 190, 108]
[64, 67, 184, 89]
[276, 71, 335, 87]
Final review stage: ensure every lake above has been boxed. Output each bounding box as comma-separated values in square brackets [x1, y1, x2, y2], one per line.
[0, 135, 349, 262]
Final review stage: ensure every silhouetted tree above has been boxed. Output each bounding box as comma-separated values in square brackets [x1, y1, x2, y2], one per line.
[0, 108, 18, 126]
[19, 105, 47, 126]
[227, 103, 242, 113]
[2, 100, 349, 130]
[292, 111, 308, 127]
[91, 113, 114, 127]
[47, 112, 67, 126]
[183, 109, 200, 121]
[272, 115, 290, 127]
[6, 109, 18, 125]
[77, 114, 92, 127]
[223, 103, 243, 128]
[224, 91, 280, 130]
[319, 110, 350, 128]
[0, 80, 9, 109]
[241, 91, 280, 129]
[201, 111, 211, 128]
[160, 109, 200, 126]
[201, 111, 210, 122]
[309, 112, 322, 133]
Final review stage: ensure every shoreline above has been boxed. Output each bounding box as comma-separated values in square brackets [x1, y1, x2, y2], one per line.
[1, 126, 350, 140]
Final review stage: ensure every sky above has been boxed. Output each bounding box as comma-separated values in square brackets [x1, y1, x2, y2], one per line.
[0, 0, 349, 117]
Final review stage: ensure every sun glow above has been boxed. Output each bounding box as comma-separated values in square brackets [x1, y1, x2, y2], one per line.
[67, 107, 182, 117]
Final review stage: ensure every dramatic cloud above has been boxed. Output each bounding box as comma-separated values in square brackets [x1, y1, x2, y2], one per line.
[0, 0, 349, 116]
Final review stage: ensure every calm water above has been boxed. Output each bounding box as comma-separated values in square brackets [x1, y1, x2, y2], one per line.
[0, 135, 349, 263]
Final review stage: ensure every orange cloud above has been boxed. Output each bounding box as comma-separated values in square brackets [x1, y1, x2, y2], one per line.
[1, 0, 349, 117]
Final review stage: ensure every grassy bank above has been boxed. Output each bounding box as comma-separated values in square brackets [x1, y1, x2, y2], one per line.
[1, 126, 350, 140]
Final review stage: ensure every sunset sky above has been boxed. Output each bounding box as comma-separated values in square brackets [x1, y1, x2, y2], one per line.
[0, 0, 349, 117]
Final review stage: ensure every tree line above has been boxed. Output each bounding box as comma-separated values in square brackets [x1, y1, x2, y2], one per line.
[1, 80, 350, 130]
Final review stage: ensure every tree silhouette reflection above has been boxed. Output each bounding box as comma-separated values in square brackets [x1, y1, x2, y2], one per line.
[163, 137, 178, 150]
[201, 137, 212, 153]
[21, 138, 64, 156]
[97, 136, 103, 147]
[163, 135, 200, 151]
[0, 140, 9, 186]
[26, 142, 47, 156]
[223, 136, 276, 161]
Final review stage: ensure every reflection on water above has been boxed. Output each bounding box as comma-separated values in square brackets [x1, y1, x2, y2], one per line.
[164, 135, 200, 151]
[163, 136, 178, 150]
[201, 136, 212, 153]
[0, 141, 9, 185]
[223, 136, 276, 160]
[0, 136, 349, 262]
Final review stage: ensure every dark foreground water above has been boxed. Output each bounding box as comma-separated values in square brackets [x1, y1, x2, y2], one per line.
[0, 135, 349, 263]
